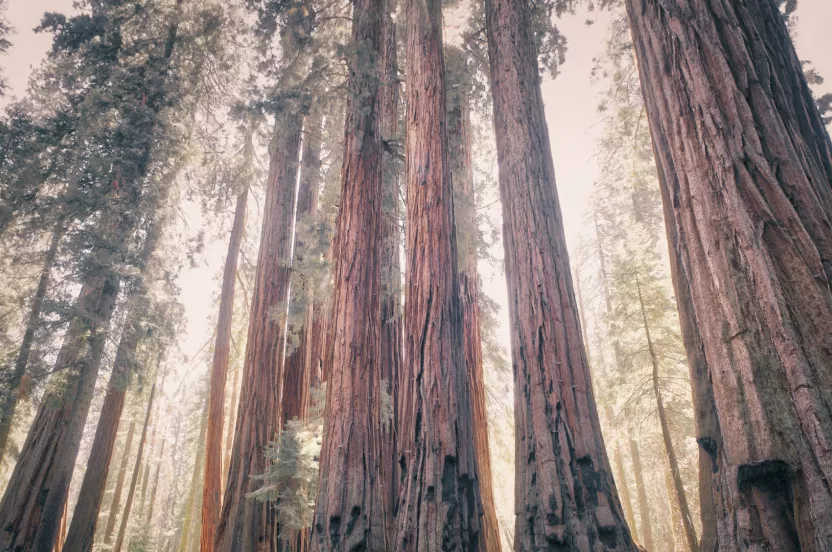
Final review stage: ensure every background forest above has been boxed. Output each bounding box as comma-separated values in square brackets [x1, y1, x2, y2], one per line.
[0, 0, 829, 551]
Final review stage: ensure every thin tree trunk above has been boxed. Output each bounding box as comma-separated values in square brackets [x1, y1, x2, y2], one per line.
[146, 438, 166, 526]
[201, 147, 250, 552]
[105, 421, 137, 544]
[446, 48, 501, 552]
[626, 0, 832, 549]
[0, 224, 62, 463]
[113, 382, 157, 552]
[379, 0, 402, 540]
[222, 357, 239, 487]
[613, 443, 639, 543]
[394, 0, 482, 547]
[636, 275, 698, 552]
[628, 433, 652, 552]
[182, 403, 208, 552]
[215, 102, 302, 552]
[281, 104, 323, 430]
[484, 0, 636, 547]
[310, 0, 385, 545]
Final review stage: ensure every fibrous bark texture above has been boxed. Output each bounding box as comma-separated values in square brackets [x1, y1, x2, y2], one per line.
[484, 0, 637, 548]
[215, 109, 302, 552]
[201, 179, 249, 552]
[394, 0, 482, 548]
[379, 0, 403, 541]
[310, 0, 386, 546]
[281, 105, 323, 431]
[0, 261, 121, 552]
[626, 0, 832, 549]
[446, 51, 502, 552]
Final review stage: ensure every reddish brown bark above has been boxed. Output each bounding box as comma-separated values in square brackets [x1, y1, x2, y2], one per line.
[0, 225, 62, 463]
[106, 421, 138, 543]
[113, 382, 156, 552]
[281, 105, 323, 430]
[394, 0, 482, 547]
[310, 0, 385, 546]
[379, 0, 402, 540]
[215, 109, 302, 552]
[201, 173, 250, 552]
[0, 264, 121, 552]
[222, 358, 240, 488]
[484, 0, 637, 547]
[446, 48, 502, 552]
[626, 0, 832, 549]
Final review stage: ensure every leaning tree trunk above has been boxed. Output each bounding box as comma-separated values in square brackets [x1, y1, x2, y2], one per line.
[625, 0, 832, 549]
[394, 0, 483, 547]
[182, 403, 208, 552]
[378, 0, 403, 540]
[105, 421, 138, 544]
[0, 253, 122, 552]
[484, 0, 637, 548]
[113, 381, 157, 552]
[214, 106, 302, 552]
[636, 275, 698, 552]
[200, 153, 250, 552]
[64, 220, 161, 552]
[0, 224, 62, 463]
[310, 0, 386, 546]
[446, 48, 502, 552]
[628, 431, 653, 552]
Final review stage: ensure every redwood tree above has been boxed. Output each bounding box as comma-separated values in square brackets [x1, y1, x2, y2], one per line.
[200, 132, 251, 552]
[310, 0, 386, 545]
[446, 46, 501, 552]
[214, 100, 302, 552]
[625, 0, 832, 548]
[484, 0, 637, 547]
[394, 0, 483, 546]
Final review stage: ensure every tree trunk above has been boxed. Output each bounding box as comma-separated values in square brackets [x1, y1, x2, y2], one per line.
[222, 357, 240, 488]
[310, 0, 386, 546]
[201, 165, 250, 552]
[446, 49, 502, 552]
[146, 438, 166, 526]
[113, 382, 156, 552]
[626, 0, 832, 549]
[215, 108, 302, 552]
[106, 421, 138, 544]
[394, 0, 482, 547]
[0, 261, 121, 552]
[379, 0, 402, 541]
[636, 275, 698, 552]
[613, 443, 639, 543]
[182, 403, 208, 552]
[484, 0, 637, 547]
[281, 104, 323, 430]
[629, 433, 653, 552]
[0, 224, 62, 463]
[64, 220, 162, 552]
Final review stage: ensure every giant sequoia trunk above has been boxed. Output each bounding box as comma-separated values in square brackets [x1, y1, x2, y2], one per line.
[0, 225, 62, 463]
[215, 108, 302, 552]
[64, 221, 161, 552]
[379, 0, 403, 540]
[310, 0, 386, 546]
[484, 0, 636, 548]
[394, 0, 482, 548]
[0, 253, 122, 552]
[281, 105, 323, 431]
[201, 157, 250, 552]
[446, 49, 502, 552]
[625, 1, 832, 549]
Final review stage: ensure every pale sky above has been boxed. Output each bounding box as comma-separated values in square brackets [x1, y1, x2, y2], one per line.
[3, 0, 831, 380]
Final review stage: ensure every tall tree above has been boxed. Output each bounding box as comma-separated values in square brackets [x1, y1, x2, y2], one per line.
[378, 0, 402, 539]
[310, 0, 386, 545]
[214, 48, 305, 552]
[625, 0, 832, 548]
[394, 0, 483, 547]
[446, 45, 502, 552]
[483, 0, 637, 548]
[105, 421, 139, 545]
[200, 127, 252, 552]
